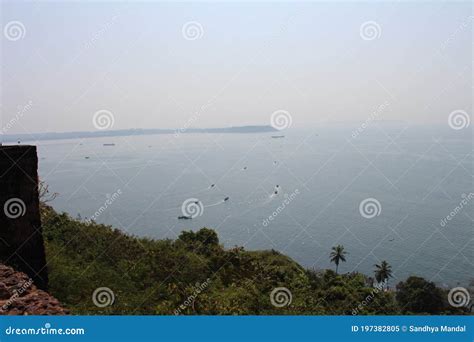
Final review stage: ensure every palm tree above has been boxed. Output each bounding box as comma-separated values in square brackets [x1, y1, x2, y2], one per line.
[329, 245, 347, 274]
[374, 260, 393, 289]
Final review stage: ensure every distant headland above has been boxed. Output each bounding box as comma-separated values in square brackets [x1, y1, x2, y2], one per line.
[1, 125, 278, 143]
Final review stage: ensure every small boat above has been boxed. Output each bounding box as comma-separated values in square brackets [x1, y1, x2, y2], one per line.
[84, 156, 90, 159]
[224, 197, 229, 202]
[274, 191, 278, 195]
[103, 143, 115, 146]
[210, 184, 215, 188]
[243, 167, 247, 170]
[271, 135, 285, 139]
[178, 216, 192, 220]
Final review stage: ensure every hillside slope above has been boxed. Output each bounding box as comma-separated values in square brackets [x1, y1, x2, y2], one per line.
[40, 206, 465, 315]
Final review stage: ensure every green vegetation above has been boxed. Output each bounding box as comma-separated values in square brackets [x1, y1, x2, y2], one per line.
[329, 245, 347, 274]
[374, 260, 393, 289]
[396, 276, 446, 314]
[40, 206, 469, 315]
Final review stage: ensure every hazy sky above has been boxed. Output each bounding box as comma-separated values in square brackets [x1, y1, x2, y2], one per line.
[1, 1, 472, 134]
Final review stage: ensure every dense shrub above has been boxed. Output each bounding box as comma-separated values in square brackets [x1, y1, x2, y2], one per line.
[40, 207, 462, 315]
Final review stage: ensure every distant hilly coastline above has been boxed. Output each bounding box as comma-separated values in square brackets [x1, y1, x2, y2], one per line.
[1, 125, 278, 143]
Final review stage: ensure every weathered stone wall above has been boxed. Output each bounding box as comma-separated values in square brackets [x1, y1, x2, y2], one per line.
[0, 145, 48, 290]
[0, 264, 67, 315]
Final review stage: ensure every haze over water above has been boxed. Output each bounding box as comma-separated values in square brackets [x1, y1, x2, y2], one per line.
[37, 124, 473, 286]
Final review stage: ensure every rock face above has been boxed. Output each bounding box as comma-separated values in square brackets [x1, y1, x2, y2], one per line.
[0, 146, 65, 314]
[0, 145, 48, 289]
[0, 264, 67, 315]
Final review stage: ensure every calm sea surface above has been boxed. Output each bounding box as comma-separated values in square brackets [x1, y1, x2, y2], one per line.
[36, 125, 473, 286]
